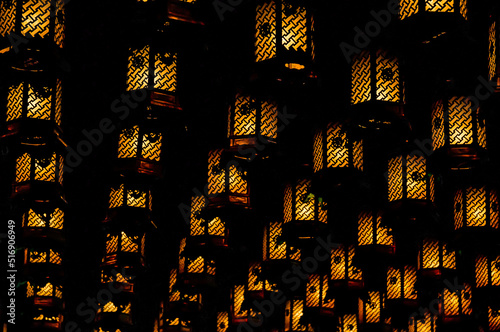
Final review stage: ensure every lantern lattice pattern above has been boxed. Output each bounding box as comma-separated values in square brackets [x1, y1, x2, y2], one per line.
[283, 179, 327, 227]
[231, 284, 260, 323]
[109, 184, 152, 210]
[169, 269, 202, 307]
[399, 0, 467, 20]
[313, 123, 363, 173]
[101, 269, 134, 293]
[418, 239, 456, 273]
[284, 299, 314, 332]
[387, 266, 417, 301]
[228, 94, 278, 147]
[118, 126, 162, 162]
[305, 274, 334, 313]
[408, 313, 438, 332]
[190, 195, 226, 239]
[103, 231, 146, 266]
[26, 281, 63, 306]
[179, 238, 216, 276]
[338, 314, 358, 332]
[388, 154, 434, 203]
[358, 211, 394, 249]
[441, 283, 472, 320]
[15, 152, 64, 185]
[454, 187, 499, 230]
[330, 245, 363, 286]
[489, 21, 497, 82]
[217, 312, 229, 332]
[96, 301, 132, 324]
[23, 207, 64, 231]
[248, 262, 277, 294]
[358, 291, 385, 325]
[489, 307, 500, 331]
[25, 248, 62, 266]
[351, 50, 402, 105]
[263, 221, 301, 262]
[475, 254, 500, 288]
[208, 150, 249, 206]
[31, 309, 63, 329]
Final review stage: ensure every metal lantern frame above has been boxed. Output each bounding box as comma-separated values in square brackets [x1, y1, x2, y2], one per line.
[489, 18, 499, 84]
[358, 291, 387, 327]
[95, 299, 134, 325]
[408, 313, 438, 332]
[439, 283, 472, 323]
[247, 261, 278, 300]
[22, 203, 65, 241]
[454, 186, 499, 231]
[26, 280, 63, 308]
[284, 298, 314, 332]
[263, 221, 302, 265]
[108, 183, 153, 211]
[178, 238, 217, 287]
[357, 210, 395, 255]
[475, 253, 500, 289]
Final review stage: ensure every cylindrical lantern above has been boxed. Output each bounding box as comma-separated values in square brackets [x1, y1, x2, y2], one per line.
[284, 299, 313, 332]
[305, 274, 334, 315]
[102, 231, 146, 267]
[190, 195, 227, 246]
[109, 183, 152, 211]
[168, 268, 202, 311]
[351, 50, 403, 106]
[117, 125, 162, 175]
[418, 239, 456, 276]
[454, 187, 499, 230]
[388, 154, 434, 204]
[358, 291, 385, 325]
[263, 221, 301, 263]
[399, 0, 467, 20]
[228, 93, 278, 148]
[330, 245, 363, 288]
[475, 254, 500, 288]
[26, 281, 63, 307]
[358, 211, 395, 253]
[14, 151, 64, 194]
[208, 149, 250, 207]
[408, 313, 438, 332]
[313, 123, 363, 174]
[431, 96, 487, 157]
[255, 0, 315, 71]
[440, 283, 472, 322]
[387, 266, 417, 302]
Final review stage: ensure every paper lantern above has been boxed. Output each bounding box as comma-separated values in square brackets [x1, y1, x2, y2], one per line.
[358, 292, 386, 326]
[475, 254, 500, 288]
[399, 0, 467, 20]
[454, 187, 499, 231]
[440, 283, 472, 322]
[338, 314, 358, 332]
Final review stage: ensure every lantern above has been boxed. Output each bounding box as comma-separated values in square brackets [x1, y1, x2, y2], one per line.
[418, 239, 456, 277]
[228, 93, 278, 148]
[102, 231, 146, 267]
[357, 211, 395, 254]
[22, 205, 64, 240]
[431, 96, 487, 160]
[338, 314, 358, 332]
[454, 187, 499, 231]
[388, 154, 435, 205]
[4, 79, 62, 134]
[96, 300, 133, 325]
[387, 266, 417, 303]
[305, 274, 334, 315]
[313, 123, 363, 174]
[190, 195, 227, 247]
[178, 238, 216, 286]
[208, 149, 250, 208]
[26, 281, 63, 307]
[263, 221, 301, 263]
[358, 292, 386, 326]
[231, 284, 260, 324]
[284, 299, 314, 332]
[440, 283, 472, 322]
[0, 0, 65, 53]
[330, 245, 363, 289]
[255, 0, 315, 71]
[399, 0, 467, 20]
[14, 150, 64, 196]
[283, 179, 327, 240]
[101, 268, 135, 293]
[108, 183, 152, 211]
[408, 313, 438, 332]
[24, 247, 63, 275]
[489, 307, 500, 331]
[217, 312, 229, 332]
[126, 43, 180, 109]
[247, 261, 277, 299]
[168, 269, 202, 312]
[475, 254, 500, 288]
[31, 307, 63, 329]
[117, 125, 163, 175]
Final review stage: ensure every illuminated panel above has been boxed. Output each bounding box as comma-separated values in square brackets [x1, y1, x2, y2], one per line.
[339, 315, 357, 332]
[376, 213, 393, 246]
[306, 275, 333, 309]
[409, 313, 436, 332]
[55, 80, 62, 125]
[459, 0, 467, 19]
[477, 110, 487, 149]
[229, 164, 247, 195]
[232, 285, 247, 320]
[431, 100, 445, 151]
[121, 232, 139, 253]
[154, 52, 177, 92]
[353, 140, 363, 171]
[0, 0, 16, 37]
[284, 184, 293, 223]
[16, 153, 31, 183]
[234, 95, 257, 136]
[399, 0, 419, 19]
[376, 50, 400, 102]
[388, 156, 403, 202]
[142, 132, 162, 161]
[24, 208, 64, 229]
[492, 190, 500, 228]
[331, 245, 362, 281]
[54, 0, 65, 48]
[21, 0, 50, 39]
[118, 126, 139, 159]
[351, 51, 371, 105]
[489, 22, 497, 81]
[248, 262, 263, 291]
[422, 239, 440, 269]
[208, 150, 225, 196]
[34, 153, 56, 182]
[425, 0, 454, 13]
[448, 97, 473, 145]
[255, 1, 277, 62]
[217, 312, 229, 332]
[327, 123, 348, 168]
[6, 83, 23, 122]
[359, 292, 382, 324]
[281, 2, 307, 53]
[105, 234, 119, 254]
[313, 130, 323, 173]
[358, 212, 373, 246]
[208, 217, 225, 236]
[190, 196, 205, 236]
[127, 46, 149, 91]
[109, 184, 124, 208]
[260, 99, 278, 139]
[266, 222, 286, 260]
[454, 190, 464, 229]
[406, 155, 426, 200]
[466, 187, 486, 227]
[127, 189, 147, 208]
[285, 300, 309, 332]
[295, 179, 314, 221]
[490, 307, 500, 331]
[27, 85, 52, 120]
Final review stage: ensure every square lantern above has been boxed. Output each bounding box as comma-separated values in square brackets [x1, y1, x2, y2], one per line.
[0, 0, 65, 53]
[284, 299, 314, 332]
[431, 96, 487, 159]
[108, 183, 153, 212]
[313, 123, 363, 174]
[178, 238, 216, 287]
[4, 78, 62, 135]
[358, 292, 386, 327]
[408, 313, 438, 332]
[117, 125, 163, 176]
[31, 307, 63, 329]
[101, 268, 135, 293]
[283, 179, 327, 240]
[255, 0, 315, 71]
[388, 154, 435, 205]
[190, 195, 228, 247]
[126, 43, 180, 110]
[305, 274, 334, 316]
[263, 221, 301, 264]
[358, 211, 395, 254]
[26, 281, 63, 307]
[22, 205, 64, 240]
[96, 300, 133, 325]
[475, 254, 500, 288]
[208, 149, 250, 208]
[387, 266, 417, 304]
[338, 314, 358, 332]
[418, 239, 456, 277]
[231, 284, 260, 324]
[454, 187, 499, 231]
[330, 245, 363, 289]
[399, 0, 467, 20]
[168, 268, 202, 312]
[247, 261, 277, 299]
[102, 231, 146, 267]
[228, 93, 278, 148]
[440, 283, 472, 323]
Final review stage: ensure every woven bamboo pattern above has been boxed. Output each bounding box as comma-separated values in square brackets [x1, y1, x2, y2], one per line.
[454, 190, 463, 229]
[229, 164, 247, 195]
[284, 184, 293, 223]
[475, 255, 488, 287]
[54, 0, 65, 47]
[29, 251, 47, 264]
[217, 312, 229, 332]
[313, 130, 323, 173]
[118, 126, 139, 159]
[37, 283, 54, 297]
[109, 185, 124, 208]
[208, 150, 225, 195]
[260, 99, 278, 139]
[422, 239, 440, 269]
[106, 235, 118, 254]
[21, 0, 50, 39]
[268, 222, 286, 260]
[466, 187, 486, 227]
[490, 307, 500, 331]
[448, 97, 473, 145]
[431, 100, 446, 150]
[142, 132, 162, 161]
[248, 262, 262, 291]
[55, 80, 62, 125]
[443, 288, 459, 316]
[170, 269, 180, 301]
[364, 292, 381, 323]
[477, 110, 487, 149]
[295, 179, 314, 221]
[291, 300, 306, 331]
[388, 156, 403, 202]
[50, 249, 62, 265]
[6, 82, 23, 121]
[358, 212, 372, 246]
[127, 46, 149, 91]
[459, 0, 467, 19]
[404, 266, 417, 299]
[121, 232, 139, 253]
[425, 0, 454, 13]
[233, 285, 246, 318]
[0, 0, 16, 37]
[406, 155, 426, 200]
[399, 0, 419, 19]
[154, 52, 177, 92]
[34, 153, 56, 182]
[442, 243, 456, 269]
[127, 189, 146, 208]
[341, 315, 357, 332]
[306, 274, 320, 308]
[353, 140, 363, 171]
[327, 123, 348, 168]
[234, 95, 257, 136]
[255, 1, 276, 62]
[491, 190, 499, 228]
[16, 153, 31, 183]
[376, 50, 400, 102]
[376, 214, 393, 246]
[208, 217, 225, 236]
[281, 2, 307, 53]
[351, 51, 371, 105]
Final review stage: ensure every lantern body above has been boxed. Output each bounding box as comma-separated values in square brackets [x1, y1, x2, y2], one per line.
[454, 187, 499, 230]
[231, 284, 260, 324]
[475, 254, 500, 288]
[330, 245, 363, 288]
[418, 239, 456, 276]
[22, 206, 64, 240]
[408, 313, 438, 332]
[117, 125, 163, 175]
[255, 0, 315, 70]
[168, 269, 202, 312]
[248, 262, 277, 299]
[26, 281, 63, 307]
[263, 221, 301, 263]
[399, 0, 467, 20]
[101, 269, 135, 293]
[431, 96, 487, 157]
[14, 151, 64, 196]
[489, 20, 499, 84]
[440, 283, 472, 322]
[217, 312, 229, 332]
[31, 308, 63, 329]
[358, 292, 386, 326]
[489, 307, 500, 331]
[387, 266, 417, 302]
[109, 183, 152, 211]
[178, 238, 216, 286]
[102, 231, 145, 267]
[190, 195, 227, 247]
[305, 274, 334, 315]
[96, 300, 133, 325]
[24, 247, 63, 277]
[358, 211, 395, 254]
[284, 299, 314, 332]
[228, 94, 278, 148]
[388, 154, 434, 204]
[338, 314, 358, 332]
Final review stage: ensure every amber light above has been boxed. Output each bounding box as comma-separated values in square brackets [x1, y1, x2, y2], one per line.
[190, 195, 226, 244]
[109, 184, 153, 211]
[358, 292, 385, 325]
[103, 231, 146, 266]
[387, 266, 417, 301]
[399, 0, 467, 20]
[15, 152, 64, 186]
[418, 239, 456, 275]
[388, 154, 434, 204]
[247, 261, 277, 296]
[230, 284, 260, 324]
[26, 281, 63, 306]
[440, 283, 472, 321]
[454, 187, 498, 230]
[178, 238, 216, 277]
[118, 126, 162, 162]
[284, 299, 313, 332]
[263, 221, 301, 262]
[23, 207, 64, 231]
[475, 254, 500, 288]
[489, 21, 498, 82]
[408, 313, 438, 332]
[305, 274, 334, 314]
[168, 269, 202, 309]
[330, 245, 363, 287]
[24, 248, 62, 266]
[208, 150, 249, 206]
[358, 211, 394, 252]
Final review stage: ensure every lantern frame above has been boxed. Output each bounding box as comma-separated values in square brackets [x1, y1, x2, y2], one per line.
[167, 268, 202, 313]
[418, 238, 456, 278]
[26, 280, 63, 308]
[439, 283, 472, 323]
[408, 313, 438, 332]
[386, 266, 417, 306]
[231, 284, 262, 325]
[23, 247, 63, 277]
[101, 231, 146, 268]
[284, 298, 314, 332]
[101, 268, 135, 294]
[357, 210, 395, 256]
[107, 182, 153, 219]
[22, 203, 65, 242]
[178, 238, 217, 288]
[189, 195, 228, 248]
[453, 186, 499, 232]
[330, 245, 363, 290]
[95, 299, 133, 325]
[247, 261, 278, 300]
[358, 291, 387, 327]
[263, 221, 301, 268]
[475, 253, 500, 290]
[305, 274, 334, 316]
[30, 307, 63, 329]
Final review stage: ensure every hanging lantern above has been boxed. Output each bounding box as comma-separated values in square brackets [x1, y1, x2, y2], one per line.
[388, 154, 435, 205]
[440, 283, 472, 323]
[313, 123, 363, 174]
[189, 195, 228, 247]
[431, 96, 487, 160]
[337, 314, 358, 332]
[0, 0, 65, 53]
[13, 150, 64, 196]
[489, 307, 500, 332]
[96, 300, 133, 325]
[24, 247, 63, 276]
[228, 93, 278, 148]
[305, 274, 334, 316]
[284, 299, 314, 332]
[108, 183, 153, 212]
[22, 205, 64, 240]
[26, 281, 63, 307]
[263, 221, 301, 264]
[168, 268, 202, 312]
[178, 238, 216, 287]
[231, 284, 260, 324]
[418, 239, 456, 277]
[101, 268, 135, 293]
[399, 0, 467, 21]
[408, 313, 438, 332]
[330, 245, 363, 289]
[255, 0, 315, 72]
[208, 149, 250, 208]
[102, 231, 146, 268]
[117, 125, 163, 176]
[454, 187, 499, 231]
[217, 312, 229, 332]
[475, 254, 500, 288]
[357, 211, 395, 254]
[283, 179, 327, 240]
[247, 261, 277, 299]
[358, 292, 386, 326]
[126, 44, 180, 109]
[387, 266, 417, 304]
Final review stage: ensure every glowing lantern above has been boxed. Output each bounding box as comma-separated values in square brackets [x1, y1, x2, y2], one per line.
[102, 231, 146, 267]
[388, 154, 435, 205]
[489, 307, 500, 331]
[399, 0, 467, 20]
[284, 299, 314, 332]
[178, 238, 216, 286]
[454, 187, 499, 231]
[330, 245, 363, 288]
[117, 125, 162, 175]
[418, 239, 456, 277]
[231, 284, 260, 324]
[108, 183, 152, 211]
[228, 93, 278, 148]
[168, 269, 202, 312]
[358, 292, 386, 326]
[351, 50, 403, 107]
[24, 248, 62, 270]
[283, 179, 327, 240]
[247, 261, 277, 299]
[0, 0, 65, 53]
[263, 221, 301, 263]
[440, 283, 472, 322]
[126, 44, 179, 109]
[475, 254, 500, 288]
[26, 281, 63, 307]
[387, 266, 417, 303]
[305, 274, 334, 315]
[357, 211, 395, 254]
[101, 269, 135, 293]
[190, 195, 227, 247]
[313, 123, 363, 174]
[338, 314, 358, 332]
[408, 313, 438, 332]
[22, 205, 64, 239]
[96, 301, 133, 325]
[208, 149, 250, 208]
[255, 0, 315, 71]
[431, 96, 487, 159]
